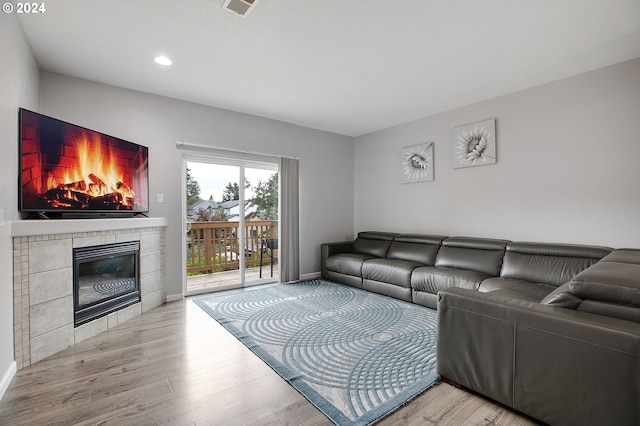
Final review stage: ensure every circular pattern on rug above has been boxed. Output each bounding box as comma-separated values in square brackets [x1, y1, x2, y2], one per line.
[280, 305, 434, 395]
[216, 281, 358, 346]
[92, 277, 136, 296]
[345, 327, 437, 416]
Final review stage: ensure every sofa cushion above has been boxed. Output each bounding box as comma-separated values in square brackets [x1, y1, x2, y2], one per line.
[480, 277, 555, 303]
[434, 237, 509, 276]
[351, 231, 396, 257]
[362, 259, 421, 288]
[500, 242, 611, 286]
[412, 266, 490, 294]
[386, 234, 446, 265]
[325, 253, 376, 277]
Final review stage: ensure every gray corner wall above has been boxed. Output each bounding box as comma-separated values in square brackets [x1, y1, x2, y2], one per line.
[0, 13, 40, 397]
[354, 58, 640, 248]
[38, 73, 355, 300]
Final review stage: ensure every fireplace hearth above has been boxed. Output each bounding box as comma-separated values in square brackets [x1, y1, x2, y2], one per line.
[74, 241, 141, 326]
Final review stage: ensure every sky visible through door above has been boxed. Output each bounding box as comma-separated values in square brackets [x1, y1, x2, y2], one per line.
[187, 161, 275, 203]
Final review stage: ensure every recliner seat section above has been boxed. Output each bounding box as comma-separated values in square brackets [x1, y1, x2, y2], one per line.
[411, 237, 509, 309]
[321, 231, 396, 288]
[479, 241, 612, 302]
[362, 234, 446, 301]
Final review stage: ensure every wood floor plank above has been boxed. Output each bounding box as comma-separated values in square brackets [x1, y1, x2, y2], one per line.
[0, 298, 541, 425]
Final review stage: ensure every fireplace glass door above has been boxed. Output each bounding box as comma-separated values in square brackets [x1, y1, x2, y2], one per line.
[74, 241, 141, 326]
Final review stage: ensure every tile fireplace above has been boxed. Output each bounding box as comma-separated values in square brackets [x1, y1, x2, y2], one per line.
[11, 218, 167, 369]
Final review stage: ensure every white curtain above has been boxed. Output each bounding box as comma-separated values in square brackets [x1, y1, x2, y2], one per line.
[279, 157, 300, 282]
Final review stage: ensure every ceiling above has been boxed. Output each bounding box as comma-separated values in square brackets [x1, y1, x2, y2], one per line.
[17, 0, 640, 137]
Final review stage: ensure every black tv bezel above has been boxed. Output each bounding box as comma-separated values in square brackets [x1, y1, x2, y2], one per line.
[18, 108, 150, 218]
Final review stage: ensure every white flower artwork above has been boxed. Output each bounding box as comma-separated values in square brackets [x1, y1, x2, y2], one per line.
[452, 118, 496, 168]
[400, 142, 434, 183]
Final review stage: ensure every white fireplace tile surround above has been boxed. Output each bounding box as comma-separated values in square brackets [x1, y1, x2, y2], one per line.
[11, 218, 167, 369]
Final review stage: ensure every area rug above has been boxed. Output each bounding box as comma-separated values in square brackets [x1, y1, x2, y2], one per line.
[194, 279, 439, 426]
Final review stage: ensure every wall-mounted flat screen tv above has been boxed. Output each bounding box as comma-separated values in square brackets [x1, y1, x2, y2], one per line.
[19, 109, 149, 218]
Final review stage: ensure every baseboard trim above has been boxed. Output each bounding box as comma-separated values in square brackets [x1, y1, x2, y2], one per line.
[166, 293, 185, 303]
[0, 361, 17, 401]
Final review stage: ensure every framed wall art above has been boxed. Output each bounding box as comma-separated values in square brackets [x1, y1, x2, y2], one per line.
[452, 118, 496, 169]
[400, 142, 434, 183]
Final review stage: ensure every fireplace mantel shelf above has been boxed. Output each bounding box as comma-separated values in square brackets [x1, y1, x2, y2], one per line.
[10, 217, 168, 237]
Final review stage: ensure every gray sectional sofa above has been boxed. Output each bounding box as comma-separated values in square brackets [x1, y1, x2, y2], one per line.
[320, 231, 640, 426]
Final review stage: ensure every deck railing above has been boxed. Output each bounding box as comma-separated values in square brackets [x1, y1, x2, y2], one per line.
[186, 220, 277, 275]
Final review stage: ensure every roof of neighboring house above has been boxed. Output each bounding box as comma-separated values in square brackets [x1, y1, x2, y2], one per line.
[187, 199, 221, 217]
[188, 199, 220, 210]
[220, 199, 240, 209]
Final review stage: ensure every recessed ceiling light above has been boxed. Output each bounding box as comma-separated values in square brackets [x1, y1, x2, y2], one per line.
[154, 56, 172, 66]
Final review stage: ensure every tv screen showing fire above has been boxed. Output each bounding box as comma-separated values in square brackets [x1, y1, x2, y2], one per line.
[19, 109, 149, 217]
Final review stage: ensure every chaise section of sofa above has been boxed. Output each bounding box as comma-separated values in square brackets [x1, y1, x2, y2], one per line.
[437, 246, 640, 426]
[411, 237, 509, 309]
[437, 287, 640, 426]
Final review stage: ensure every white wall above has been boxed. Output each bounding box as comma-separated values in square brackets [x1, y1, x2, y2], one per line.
[355, 58, 640, 248]
[39, 73, 355, 298]
[0, 13, 40, 398]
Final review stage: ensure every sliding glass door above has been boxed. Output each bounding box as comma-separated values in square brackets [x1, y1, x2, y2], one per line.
[183, 156, 278, 295]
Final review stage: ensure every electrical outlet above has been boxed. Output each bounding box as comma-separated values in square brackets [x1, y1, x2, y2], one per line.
[157, 193, 164, 203]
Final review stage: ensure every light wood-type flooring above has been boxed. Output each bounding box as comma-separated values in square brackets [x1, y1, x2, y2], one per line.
[0, 296, 541, 425]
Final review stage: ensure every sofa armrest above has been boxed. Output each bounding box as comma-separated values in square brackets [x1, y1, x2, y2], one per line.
[437, 287, 640, 426]
[321, 241, 353, 278]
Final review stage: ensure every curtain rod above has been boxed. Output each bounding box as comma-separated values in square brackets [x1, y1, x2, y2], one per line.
[175, 141, 299, 160]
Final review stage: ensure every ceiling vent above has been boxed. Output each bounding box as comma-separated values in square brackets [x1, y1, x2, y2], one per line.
[222, 0, 259, 17]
